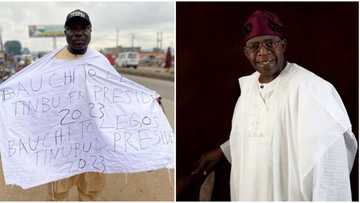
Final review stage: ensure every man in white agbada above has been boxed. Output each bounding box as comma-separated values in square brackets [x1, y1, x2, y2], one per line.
[192, 10, 357, 201]
[0, 9, 173, 200]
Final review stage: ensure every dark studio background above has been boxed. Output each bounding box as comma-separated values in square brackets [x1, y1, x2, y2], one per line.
[176, 2, 359, 201]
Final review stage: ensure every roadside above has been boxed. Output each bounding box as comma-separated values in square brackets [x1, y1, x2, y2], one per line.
[115, 66, 174, 81]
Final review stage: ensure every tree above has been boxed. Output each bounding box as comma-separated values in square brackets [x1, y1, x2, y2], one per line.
[4, 40, 22, 56]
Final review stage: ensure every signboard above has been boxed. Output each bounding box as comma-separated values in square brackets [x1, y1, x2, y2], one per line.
[29, 25, 65, 38]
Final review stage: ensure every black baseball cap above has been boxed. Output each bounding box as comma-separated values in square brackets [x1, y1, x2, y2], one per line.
[65, 9, 91, 27]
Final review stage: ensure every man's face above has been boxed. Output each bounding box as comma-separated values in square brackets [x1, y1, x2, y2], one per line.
[244, 35, 286, 82]
[64, 19, 91, 55]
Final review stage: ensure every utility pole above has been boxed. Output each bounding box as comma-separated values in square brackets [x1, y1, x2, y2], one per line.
[156, 32, 163, 50]
[116, 28, 119, 47]
[131, 33, 135, 51]
[0, 27, 3, 51]
[52, 36, 57, 49]
[160, 32, 163, 50]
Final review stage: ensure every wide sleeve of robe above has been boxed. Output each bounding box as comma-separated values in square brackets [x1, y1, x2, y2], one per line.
[293, 76, 357, 201]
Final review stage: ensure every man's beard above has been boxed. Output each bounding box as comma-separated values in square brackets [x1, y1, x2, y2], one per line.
[68, 46, 87, 55]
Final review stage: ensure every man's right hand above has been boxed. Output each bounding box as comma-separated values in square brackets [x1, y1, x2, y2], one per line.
[191, 147, 225, 176]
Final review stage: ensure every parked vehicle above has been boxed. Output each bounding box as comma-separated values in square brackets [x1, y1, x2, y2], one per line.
[116, 52, 139, 69]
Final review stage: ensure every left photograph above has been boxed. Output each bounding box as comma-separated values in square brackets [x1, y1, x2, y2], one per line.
[0, 2, 174, 201]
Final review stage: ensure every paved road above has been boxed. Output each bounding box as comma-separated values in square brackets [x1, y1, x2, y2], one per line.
[124, 74, 174, 101]
[124, 74, 174, 128]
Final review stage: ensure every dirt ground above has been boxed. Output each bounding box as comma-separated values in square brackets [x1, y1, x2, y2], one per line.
[0, 166, 174, 201]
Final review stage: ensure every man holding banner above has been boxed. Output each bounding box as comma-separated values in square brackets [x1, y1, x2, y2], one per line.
[0, 9, 174, 201]
[48, 9, 105, 201]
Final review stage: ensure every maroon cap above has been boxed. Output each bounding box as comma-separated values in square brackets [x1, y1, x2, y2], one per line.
[242, 10, 284, 42]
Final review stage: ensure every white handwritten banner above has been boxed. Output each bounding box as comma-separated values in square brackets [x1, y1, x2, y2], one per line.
[0, 48, 174, 189]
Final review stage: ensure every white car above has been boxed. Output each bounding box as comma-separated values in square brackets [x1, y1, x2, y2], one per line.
[116, 52, 139, 69]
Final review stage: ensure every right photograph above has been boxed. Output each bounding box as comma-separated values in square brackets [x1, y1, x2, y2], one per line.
[176, 2, 358, 201]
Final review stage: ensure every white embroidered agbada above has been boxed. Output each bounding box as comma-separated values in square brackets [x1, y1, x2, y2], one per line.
[220, 62, 357, 201]
[0, 47, 174, 189]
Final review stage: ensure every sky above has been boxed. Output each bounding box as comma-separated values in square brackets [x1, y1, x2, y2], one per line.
[0, 1, 174, 52]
